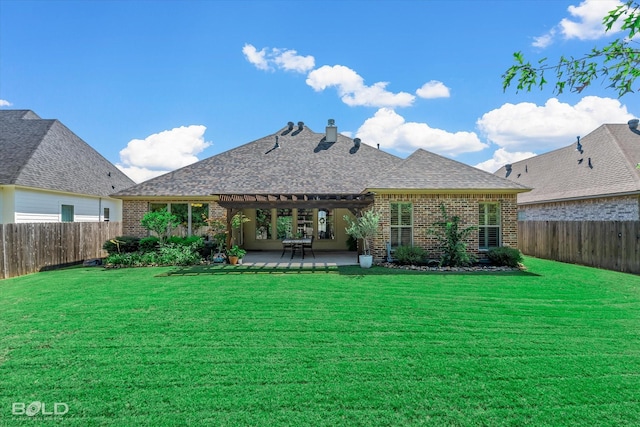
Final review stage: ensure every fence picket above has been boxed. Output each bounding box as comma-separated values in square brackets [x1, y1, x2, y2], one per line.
[518, 221, 640, 275]
[0, 222, 122, 279]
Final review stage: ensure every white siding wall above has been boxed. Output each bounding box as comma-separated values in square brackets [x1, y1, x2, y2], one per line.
[0, 186, 16, 224]
[12, 187, 123, 223]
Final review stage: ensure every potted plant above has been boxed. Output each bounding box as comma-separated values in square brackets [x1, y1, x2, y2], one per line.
[343, 209, 381, 268]
[227, 245, 246, 265]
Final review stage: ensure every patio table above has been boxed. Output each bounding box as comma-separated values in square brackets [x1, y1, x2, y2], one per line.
[281, 238, 313, 259]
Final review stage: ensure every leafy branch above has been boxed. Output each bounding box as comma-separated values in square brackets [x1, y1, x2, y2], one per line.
[502, 1, 640, 98]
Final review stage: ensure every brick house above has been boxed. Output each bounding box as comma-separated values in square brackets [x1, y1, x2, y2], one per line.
[495, 121, 640, 221]
[111, 120, 529, 262]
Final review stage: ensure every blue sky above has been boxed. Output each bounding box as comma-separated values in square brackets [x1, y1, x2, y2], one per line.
[1, 0, 638, 182]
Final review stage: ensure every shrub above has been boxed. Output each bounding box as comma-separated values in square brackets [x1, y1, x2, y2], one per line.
[394, 245, 427, 265]
[429, 204, 477, 267]
[139, 236, 161, 253]
[487, 247, 523, 267]
[166, 235, 204, 248]
[140, 209, 179, 241]
[105, 252, 143, 267]
[158, 243, 203, 266]
[102, 236, 140, 255]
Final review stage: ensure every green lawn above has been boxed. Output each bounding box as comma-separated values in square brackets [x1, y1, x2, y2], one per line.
[1, 258, 639, 426]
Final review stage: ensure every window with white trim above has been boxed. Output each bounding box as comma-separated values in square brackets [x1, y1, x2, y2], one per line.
[479, 203, 500, 249]
[390, 202, 412, 247]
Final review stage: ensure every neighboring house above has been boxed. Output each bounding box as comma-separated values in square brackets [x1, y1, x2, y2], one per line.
[0, 110, 135, 224]
[496, 121, 640, 221]
[112, 120, 529, 262]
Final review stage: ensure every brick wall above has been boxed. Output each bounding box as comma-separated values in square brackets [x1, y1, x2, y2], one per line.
[371, 193, 519, 262]
[122, 200, 148, 236]
[520, 195, 640, 221]
[122, 200, 226, 237]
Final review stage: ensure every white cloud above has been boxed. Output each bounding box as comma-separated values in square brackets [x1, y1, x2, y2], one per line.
[532, 29, 557, 49]
[561, 0, 623, 40]
[273, 48, 315, 73]
[117, 125, 211, 183]
[477, 96, 633, 151]
[242, 44, 270, 71]
[306, 65, 415, 108]
[116, 165, 170, 183]
[532, 0, 622, 48]
[355, 108, 488, 156]
[416, 81, 450, 99]
[0, 99, 12, 107]
[474, 148, 537, 173]
[242, 43, 315, 73]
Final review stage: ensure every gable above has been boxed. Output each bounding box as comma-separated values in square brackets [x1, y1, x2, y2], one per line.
[368, 149, 530, 192]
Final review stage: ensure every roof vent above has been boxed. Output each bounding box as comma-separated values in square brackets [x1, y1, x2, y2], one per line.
[325, 119, 337, 143]
[297, 121, 304, 131]
[353, 138, 361, 148]
[629, 119, 639, 130]
[287, 121, 294, 131]
[576, 136, 583, 154]
[505, 164, 512, 178]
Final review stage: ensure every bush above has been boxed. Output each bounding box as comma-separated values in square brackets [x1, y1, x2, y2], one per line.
[394, 245, 427, 265]
[139, 236, 161, 253]
[487, 247, 523, 267]
[166, 235, 204, 249]
[158, 243, 203, 266]
[429, 204, 477, 267]
[102, 236, 140, 255]
[105, 252, 143, 267]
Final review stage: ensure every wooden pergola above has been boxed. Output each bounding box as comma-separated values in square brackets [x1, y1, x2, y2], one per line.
[214, 192, 376, 248]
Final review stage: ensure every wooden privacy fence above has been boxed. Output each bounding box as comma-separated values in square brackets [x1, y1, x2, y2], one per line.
[0, 222, 122, 279]
[518, 221, 640, 275]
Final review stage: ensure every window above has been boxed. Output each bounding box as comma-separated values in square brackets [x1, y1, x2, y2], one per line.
[276, 209, 293, 239]
[255, 209, 273, 240]
[390, 203, 412, 247]
[190, 203, 209, 233]
[479, 203, 500, 249]
[103, 207, 110, 222]
[317, 209, 335, 240]
[61, 204, 74, 222]
[296, 208, 314, 238]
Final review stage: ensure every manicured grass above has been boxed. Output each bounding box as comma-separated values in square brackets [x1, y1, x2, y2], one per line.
[1, 258, 639, 426]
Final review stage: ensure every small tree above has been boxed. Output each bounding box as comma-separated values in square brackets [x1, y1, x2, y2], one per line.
[343, 209, 381, 256]
[429, 204, 477, 267]
[140, 209, 179, 242]
[203, 216, 228, 254]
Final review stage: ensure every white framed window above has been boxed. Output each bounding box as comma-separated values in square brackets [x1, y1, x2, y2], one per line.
[479, 203, 500, 249]
[390, 202, 412, 247]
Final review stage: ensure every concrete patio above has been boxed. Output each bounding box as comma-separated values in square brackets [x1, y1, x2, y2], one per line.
[239, 251, 358, 268]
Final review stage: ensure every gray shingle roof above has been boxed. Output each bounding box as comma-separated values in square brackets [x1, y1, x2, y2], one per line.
[114, 123, 529, 198]
[0, 110, 135, 196]
[369, 149, 530, 191]
[495, 124, 640, 204]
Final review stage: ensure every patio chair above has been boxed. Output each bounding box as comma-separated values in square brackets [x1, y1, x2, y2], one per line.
[303, 236, 315, 258]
